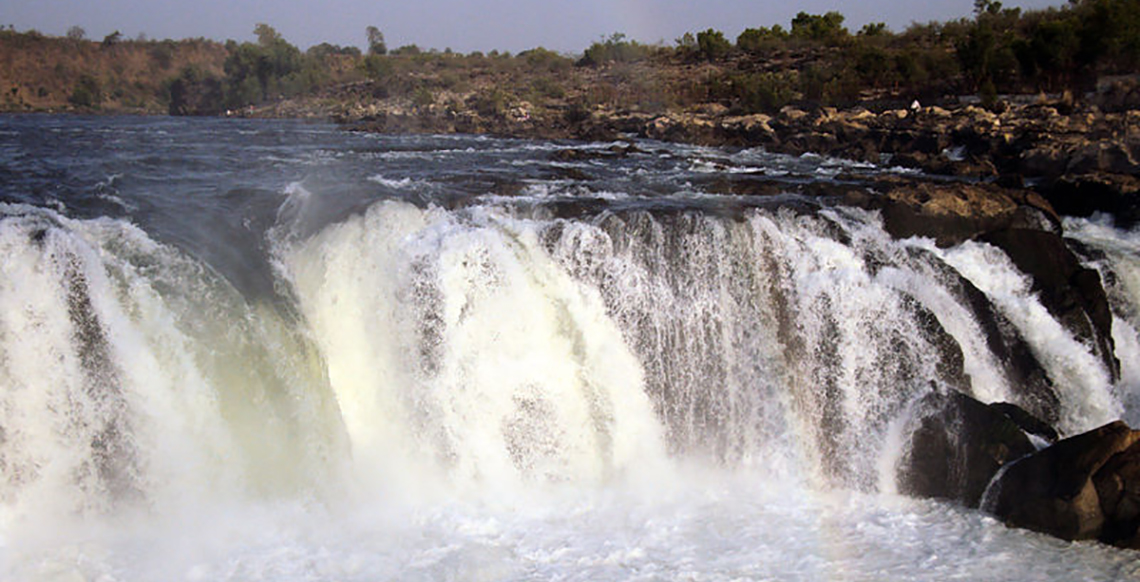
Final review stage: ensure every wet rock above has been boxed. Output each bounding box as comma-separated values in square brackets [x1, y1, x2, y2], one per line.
[988, 421, 1140, 542]
[778, 106, 809, 122]
[719, 114, 775, 143]
[1093, 440, 1140, 548]
[897, 391, 1040, 508]
[979, 228, 1119, 381]
[904, 248, 1060, 423]
[988, 402, 1059, 442]
[867, 183, 1021, 246]
[1091, 75, 1140, 113]
[1067, 142, 1139, 175]
[1042, 173, 1140, 228]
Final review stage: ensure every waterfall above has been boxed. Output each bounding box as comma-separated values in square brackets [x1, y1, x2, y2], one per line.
[0, 203, 344, 522]
[0, 196, 1131, 515]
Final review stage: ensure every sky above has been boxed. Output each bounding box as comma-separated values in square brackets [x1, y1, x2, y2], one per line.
[3, 0, 1068, 54]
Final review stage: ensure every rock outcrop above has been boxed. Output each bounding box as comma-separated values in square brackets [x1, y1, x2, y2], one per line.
[898, 394, 1140, 550]
[897, 391, 1042, 508]
[843, 180, 1118, 383]
[979, 228, 1120, 380]
[987, 421, 1140, 546]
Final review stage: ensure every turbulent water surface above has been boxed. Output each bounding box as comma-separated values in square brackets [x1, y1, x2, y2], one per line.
[1, 114, 1139, 581]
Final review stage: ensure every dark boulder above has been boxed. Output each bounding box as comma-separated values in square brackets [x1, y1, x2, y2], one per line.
[1094, 440, 1140, 548]
[988, 402, 1059, 442]
[902, 248, 1060, 424]
[1040, 173, 1140, 229]
[897, 391, 1041, 508]
[979, 229, 1119, 381]
[988, 421, 1140, 543]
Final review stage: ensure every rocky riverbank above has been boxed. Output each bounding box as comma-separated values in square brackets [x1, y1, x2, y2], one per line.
[328, 85, 1138, 228]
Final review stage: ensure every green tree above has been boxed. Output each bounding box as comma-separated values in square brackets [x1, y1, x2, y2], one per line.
[736, 26, 788, 53]
[696, 29, 732, 60]
[68, 74, 103, 108]
[222, 24, 304, 108]
[366, 26, 387, 55]
[955, 0, 1020, 93]
[361, 54, 393, 81]
[101, 30, 122, 48]
[1076, 0, 1140, 72]
[1013, 17, 1080, 90]
[578, 33, 651, 66]
[165, 65, 223, 115]
[791, 11, 849, 43]
[858, 22, 889, 37]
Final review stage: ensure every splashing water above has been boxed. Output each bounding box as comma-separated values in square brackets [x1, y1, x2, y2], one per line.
[1, 117, 1138, 581]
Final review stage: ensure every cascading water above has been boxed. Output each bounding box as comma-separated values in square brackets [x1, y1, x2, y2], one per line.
[1, 116, 1138, 580]
[0, 203, 346, 519]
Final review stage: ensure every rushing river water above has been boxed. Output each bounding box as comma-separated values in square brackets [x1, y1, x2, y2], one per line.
[1, 114, 1139, 581]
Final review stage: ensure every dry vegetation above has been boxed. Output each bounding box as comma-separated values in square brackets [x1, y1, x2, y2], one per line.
[0, 0, 1136, 120]
[0, 30, 226, 113]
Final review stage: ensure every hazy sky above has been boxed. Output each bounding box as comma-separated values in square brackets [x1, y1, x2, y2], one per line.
[4, 0, 1066, 54]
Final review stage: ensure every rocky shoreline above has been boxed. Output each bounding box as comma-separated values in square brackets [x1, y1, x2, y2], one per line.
[328, 89, 1138, 227]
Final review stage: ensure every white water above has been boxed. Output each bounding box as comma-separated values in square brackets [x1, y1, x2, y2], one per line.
[1, 198, 1139, 580]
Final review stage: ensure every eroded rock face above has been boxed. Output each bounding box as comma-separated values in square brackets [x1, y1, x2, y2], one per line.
[1094, 441, 1140, 548]
[979, 229, 1119, 381]
[987, 421, 1140, 543]
[845, 180, 1119, 384]
[897, 391, 1041, 508]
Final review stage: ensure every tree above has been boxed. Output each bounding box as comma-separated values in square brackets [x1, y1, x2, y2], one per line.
[956, 0, 1019, 94]
[1013, 17, 1080, 90]
[101, 31, 122, 48]
[254, 23, 282, 46]
[222, 24, 304, 107]
[69, 74, 102, 108]
[66, 26, 85, 41]
[858, 22, 889, 37]
[791, 11, 849, 43]
[675, 32, 697, 51]
[696, 29, 732, 60]
[737, 26, 788, 53]
[578, 33, 651, 66]
[166, 65, 223, 115]
[366, 26, 387, 55]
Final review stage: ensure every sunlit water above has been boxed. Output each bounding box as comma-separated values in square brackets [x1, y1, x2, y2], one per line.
[1, 115, 1138, 581]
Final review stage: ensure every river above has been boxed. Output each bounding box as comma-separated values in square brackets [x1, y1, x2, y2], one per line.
[1, 114, 1138, 580]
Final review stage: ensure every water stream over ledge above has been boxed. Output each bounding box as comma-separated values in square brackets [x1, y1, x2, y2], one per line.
[1, 115, 1138, 580]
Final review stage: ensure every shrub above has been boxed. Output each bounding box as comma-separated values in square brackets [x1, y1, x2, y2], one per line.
[791, 12, 849, 44]
[68, 74, 102, 108]
[361, 54, 393, 80]
[736, 26, 788, 53]
[578, 33, 651, 66]
[519, 47, 572, 72]
[696, 29, 732, 60]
